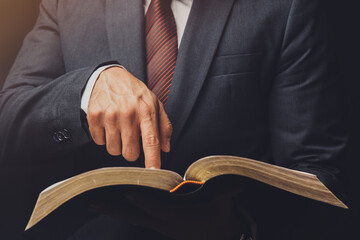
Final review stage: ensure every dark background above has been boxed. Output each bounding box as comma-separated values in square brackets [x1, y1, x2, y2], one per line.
[1, 0, 359, 238]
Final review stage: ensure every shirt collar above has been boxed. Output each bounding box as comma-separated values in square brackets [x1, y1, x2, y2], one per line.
[144, 0, 193, 6]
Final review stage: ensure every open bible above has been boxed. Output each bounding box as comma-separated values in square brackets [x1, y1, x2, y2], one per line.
[26, 155, 347, 230]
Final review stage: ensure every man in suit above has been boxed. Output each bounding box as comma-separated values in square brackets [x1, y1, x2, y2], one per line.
[0, 0, 347, 239]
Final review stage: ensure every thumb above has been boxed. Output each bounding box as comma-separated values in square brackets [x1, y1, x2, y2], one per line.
[158, 101, 172, 153]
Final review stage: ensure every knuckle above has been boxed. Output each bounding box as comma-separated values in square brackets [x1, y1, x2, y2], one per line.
[142, 105, 154, 117]
[140, 115, 155, 131]
[104, 108, 117, 122]
[106, 128, 118, 138]
[139, 100, 155, 117]
[143, 134, 160, 147]
[120, 107, 136, 120]
[141, 106, 156, 123]
[87, 109, 102, 123]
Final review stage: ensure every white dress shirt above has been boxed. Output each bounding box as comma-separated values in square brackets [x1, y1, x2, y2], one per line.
[81, 0, 193, 113]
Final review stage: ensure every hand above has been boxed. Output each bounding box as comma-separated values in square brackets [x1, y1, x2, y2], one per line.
[87, 66, 172, 169]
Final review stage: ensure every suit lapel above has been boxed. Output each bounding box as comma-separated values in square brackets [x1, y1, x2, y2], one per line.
[165, 0, 236, 145]
[105, 0, 147, 82]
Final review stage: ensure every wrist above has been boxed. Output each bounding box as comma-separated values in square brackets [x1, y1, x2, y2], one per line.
[81, 64, 124, 114]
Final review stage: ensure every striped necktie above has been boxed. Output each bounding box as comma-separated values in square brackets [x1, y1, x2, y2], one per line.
[145, 0, 178, 105]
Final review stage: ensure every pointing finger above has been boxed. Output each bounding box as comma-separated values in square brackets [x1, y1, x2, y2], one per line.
[139, 101, 161, 169]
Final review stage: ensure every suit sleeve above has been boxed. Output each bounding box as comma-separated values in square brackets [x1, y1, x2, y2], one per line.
[269, 0, 347, 195]
[0, 0, 98, 165]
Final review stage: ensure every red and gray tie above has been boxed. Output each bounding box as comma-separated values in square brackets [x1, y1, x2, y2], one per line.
[146, 0, 178, 105]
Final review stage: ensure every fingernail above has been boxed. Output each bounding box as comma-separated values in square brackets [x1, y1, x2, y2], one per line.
[149, 167, 156, 170]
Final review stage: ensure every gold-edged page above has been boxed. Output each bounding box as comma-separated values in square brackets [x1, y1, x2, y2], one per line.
[26, 167, 183, 230]
[184, 156, 347, 209]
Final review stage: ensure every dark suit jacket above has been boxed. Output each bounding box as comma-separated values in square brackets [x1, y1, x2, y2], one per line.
[0, 0, 347, 239]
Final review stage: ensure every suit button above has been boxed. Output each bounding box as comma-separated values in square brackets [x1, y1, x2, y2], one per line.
[53, 129, 72, 142]
[53, 131, 65, 142]
[62, 129, 72, 140]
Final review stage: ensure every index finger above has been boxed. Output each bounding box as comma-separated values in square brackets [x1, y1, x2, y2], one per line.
[139, 103, 161, 169]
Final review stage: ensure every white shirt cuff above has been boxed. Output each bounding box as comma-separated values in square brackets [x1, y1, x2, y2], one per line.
[81, 64, 123, 114]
